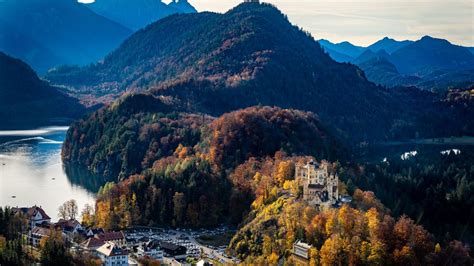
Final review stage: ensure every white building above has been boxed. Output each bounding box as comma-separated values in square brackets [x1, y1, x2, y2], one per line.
[293, 240, 312, 260]
[96, 242, 129, 266]
[295, 160, 339, 206]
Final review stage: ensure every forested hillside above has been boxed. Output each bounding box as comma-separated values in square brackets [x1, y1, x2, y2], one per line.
[70, 105, 341, 229]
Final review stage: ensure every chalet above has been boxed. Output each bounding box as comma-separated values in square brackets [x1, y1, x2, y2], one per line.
[97, 231, 127, 246]
[55, 219, 83, 235]
[159, 241, 187, 259]
[96, 242, 129, 266]
[292, 240, 311, 265]
[295, 160, 339, 206]
[13, 205, 51, 229]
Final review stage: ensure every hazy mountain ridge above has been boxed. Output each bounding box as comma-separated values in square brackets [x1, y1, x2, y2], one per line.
[320, 36, 474, 91]
[0, 52, 85, 129]
[0, 0, 132, 74]
[86, 0, 197, 30]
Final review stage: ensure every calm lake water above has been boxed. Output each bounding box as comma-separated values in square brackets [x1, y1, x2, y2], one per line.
[0, 127, 96, 221]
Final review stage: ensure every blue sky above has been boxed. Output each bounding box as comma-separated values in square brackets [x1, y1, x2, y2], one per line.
[80, 0, 474, 47]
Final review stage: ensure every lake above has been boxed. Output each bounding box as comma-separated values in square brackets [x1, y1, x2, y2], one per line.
[0, 127, 96, 221]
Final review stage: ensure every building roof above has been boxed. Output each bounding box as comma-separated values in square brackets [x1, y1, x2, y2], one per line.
[294, 240, 312, 249]
[87, 228, 105, 235]
[96, 243, 128, 257]
[56, 219, 81, 232]
[81, 237, 105, 249]
[31, 226, 52, 237]
[13, 206, 51, 220]
[97, 231, 125, 242]
[159, 241, 186, 252]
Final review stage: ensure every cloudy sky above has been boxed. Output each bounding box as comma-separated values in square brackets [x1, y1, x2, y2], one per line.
[81, 0, 474, 46]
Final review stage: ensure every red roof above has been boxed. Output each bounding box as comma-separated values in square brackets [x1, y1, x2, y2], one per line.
[81, 237, 105, 249]
[97, 231, 125, 241]
[56, 219, 80, 231]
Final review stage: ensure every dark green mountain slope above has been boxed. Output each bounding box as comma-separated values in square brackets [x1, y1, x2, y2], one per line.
[0, 52, 85, 129]
[0, 0, 132, 73]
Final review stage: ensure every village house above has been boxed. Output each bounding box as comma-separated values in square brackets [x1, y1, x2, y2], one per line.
[295, 160, 339, 206]
[13, 205, 51, 229]
[96, 242, 129, 266]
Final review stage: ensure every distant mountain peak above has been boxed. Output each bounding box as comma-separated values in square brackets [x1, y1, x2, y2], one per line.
[87, 0, 197, 30]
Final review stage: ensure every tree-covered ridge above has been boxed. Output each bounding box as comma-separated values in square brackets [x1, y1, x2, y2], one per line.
[0, 52, 85, 129]
[62, 93, 209, 179]
[208, 106, 343, 170]
[63, 100, 340, 180]
[71, 106, 340, 229]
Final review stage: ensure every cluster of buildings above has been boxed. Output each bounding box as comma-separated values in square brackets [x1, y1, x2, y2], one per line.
[13, 205, 130, 265]
[12, 206, 207, 265]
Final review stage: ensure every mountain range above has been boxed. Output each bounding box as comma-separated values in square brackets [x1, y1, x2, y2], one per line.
[0, 52, 85, 129]
[86, 0, 197, 30]
[46, 3, 473, 144]
[319, 36, 474, 91]
[0, 0, 132, 74]
[0, 0, 197, 74]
